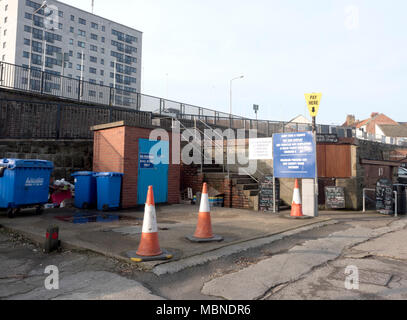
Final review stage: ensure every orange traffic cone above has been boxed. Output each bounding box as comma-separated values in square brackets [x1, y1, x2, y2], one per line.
[186, 183, 223, 243]
[127, 186, 172, 262]
[291, 179, 304, 217]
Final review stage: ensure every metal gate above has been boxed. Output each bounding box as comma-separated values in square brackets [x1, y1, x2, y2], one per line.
[137, 139, 169, 204]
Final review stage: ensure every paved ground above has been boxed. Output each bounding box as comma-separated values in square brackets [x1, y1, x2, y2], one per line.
[0, 205, 332, 271]
[1, 205, 406, 300]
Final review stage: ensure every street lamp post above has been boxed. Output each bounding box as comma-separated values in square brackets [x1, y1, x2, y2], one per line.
[28, 1, 47, 91]
[229, 75, 244, 119]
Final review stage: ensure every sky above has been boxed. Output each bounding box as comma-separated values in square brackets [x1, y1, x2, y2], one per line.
[59, 0, 407, 125]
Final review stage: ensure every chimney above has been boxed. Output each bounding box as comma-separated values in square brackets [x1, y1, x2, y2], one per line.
[346, 115, 356, 126]
[371, 112, 379, 119]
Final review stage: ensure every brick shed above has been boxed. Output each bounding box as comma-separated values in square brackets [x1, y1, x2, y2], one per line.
[91, 121, 180, 208]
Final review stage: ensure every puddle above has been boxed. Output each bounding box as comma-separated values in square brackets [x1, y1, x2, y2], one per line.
[54, 212, 142, 224]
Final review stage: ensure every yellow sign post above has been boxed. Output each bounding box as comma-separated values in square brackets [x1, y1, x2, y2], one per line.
[305, 93, 322, 118]
[303, 92, 322, 218]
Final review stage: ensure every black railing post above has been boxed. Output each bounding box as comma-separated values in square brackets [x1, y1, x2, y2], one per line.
[40, 70, 45, 94]
[77, 78, 81, 101]
[137, 92, 141, 110]
[56, 104, 61, 139]
[109, 87, 113, 106]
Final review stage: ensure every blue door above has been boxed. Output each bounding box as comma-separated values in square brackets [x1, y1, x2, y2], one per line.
[137, 139, 169, 205]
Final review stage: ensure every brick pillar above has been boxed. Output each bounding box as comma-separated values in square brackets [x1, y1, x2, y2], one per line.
[223, 178, 232, 208]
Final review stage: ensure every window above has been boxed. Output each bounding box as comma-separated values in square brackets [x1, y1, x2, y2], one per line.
[3, 29, 6, 36]
[77, 41, 85, 48]
[101, 48, 105, 54]
[23, 51, 29, 58]
[4, 17, 7, 23]
[102, 26, 105, 32]
[70, 27, 74, 33]
[69, 50, 73, 57]
[46, 44, 62, 56]
[101, 37, 105, 43]
[76, 64, 83, 71]
[33, 28, 43, 40]
[32, 40, 42, 53]
[2, 42, 6, 49]
[89, 90, 96, 97]
[90, 56, 97, 63]
[78, 18, 86, 25]
[70, 15, 75, 21]
[24, 38, 30, 45]
[89, 67, 97, 74]
[78, 29, 86, 37]
[24, 25, 31, 33]
[100, 70, 104, 76]
[91, 22, 98, 29]
[101, 59, 105, 65]
[89, 79, 96, 84]
[58, 11, 63, 18]
[5, 4, 8, 11]
[58, 23, 63, 30]
[90, 33, 98, 41]
[69, 39, 74, 45]
[25, 12, 32, 20]
[77, 52, 85, 59]
[68, 62, 72, 68]
[90, 45, 97, 52]
[32, 53, 42, 66]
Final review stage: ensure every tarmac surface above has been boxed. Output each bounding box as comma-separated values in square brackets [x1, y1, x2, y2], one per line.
[1, 205, 406, 300]
[0, 204, 333, 271]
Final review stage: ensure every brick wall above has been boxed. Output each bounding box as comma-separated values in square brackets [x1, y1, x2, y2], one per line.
[0, 139, 93, 181]
[180, 164, 203, 194]
[93, 124, 180, 208]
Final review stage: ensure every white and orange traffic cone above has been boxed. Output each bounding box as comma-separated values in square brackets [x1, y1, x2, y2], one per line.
[291, 179, 304, 218]
[127, 186, 172, 262]
[186, 183, 223, 243]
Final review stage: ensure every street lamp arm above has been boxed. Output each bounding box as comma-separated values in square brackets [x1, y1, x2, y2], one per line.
[229, 75, 244, 117]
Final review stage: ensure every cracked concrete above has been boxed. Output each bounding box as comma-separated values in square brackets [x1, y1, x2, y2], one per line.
[201, 219, 407, 300]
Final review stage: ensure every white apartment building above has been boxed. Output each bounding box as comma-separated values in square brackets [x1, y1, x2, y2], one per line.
[0, 0, 142, 107]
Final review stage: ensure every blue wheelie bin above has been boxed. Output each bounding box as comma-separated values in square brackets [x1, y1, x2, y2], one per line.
[72, 171, 97, 209]
[0, 159, 54, 218]
[94, 172, 123, 211]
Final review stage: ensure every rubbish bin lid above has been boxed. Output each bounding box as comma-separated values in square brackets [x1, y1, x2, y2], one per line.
[72, 171, 95, 177]
[0, 159, 54, 169]
[94, 172, 124, 177]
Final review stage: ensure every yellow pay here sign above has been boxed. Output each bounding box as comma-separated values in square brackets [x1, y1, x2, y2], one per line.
[305, 93, 322, 117]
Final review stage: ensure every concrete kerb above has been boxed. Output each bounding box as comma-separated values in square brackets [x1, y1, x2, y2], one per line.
[0, 216, 337, 273]
[152, 219, 340, 276]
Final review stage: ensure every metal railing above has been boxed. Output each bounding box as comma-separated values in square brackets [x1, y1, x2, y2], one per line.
[363, 188, 403, 217]
[1, 61, 406, 145]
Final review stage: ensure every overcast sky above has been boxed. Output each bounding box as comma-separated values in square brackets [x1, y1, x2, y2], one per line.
[59, 0, 406, 125]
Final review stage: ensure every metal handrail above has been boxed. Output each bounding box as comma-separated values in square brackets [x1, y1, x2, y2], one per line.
[363, 187, 400, 217]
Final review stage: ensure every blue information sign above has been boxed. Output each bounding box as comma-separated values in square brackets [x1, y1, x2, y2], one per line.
[273, 132, 316, 179]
